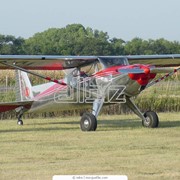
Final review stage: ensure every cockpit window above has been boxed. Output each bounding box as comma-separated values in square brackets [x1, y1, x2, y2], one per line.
[98, 57, 129, 69]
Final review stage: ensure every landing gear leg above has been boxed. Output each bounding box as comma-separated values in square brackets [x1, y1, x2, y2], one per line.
[16, 107, 24, 126]
[126, 97, 159, 128]
[80, 98, 104, 131]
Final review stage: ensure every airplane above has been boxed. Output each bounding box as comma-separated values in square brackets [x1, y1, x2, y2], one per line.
[0, 54, 179, 131]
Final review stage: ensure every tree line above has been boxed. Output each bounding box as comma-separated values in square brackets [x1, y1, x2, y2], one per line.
[1, 24, 180, 56]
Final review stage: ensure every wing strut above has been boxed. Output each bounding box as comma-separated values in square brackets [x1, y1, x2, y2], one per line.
[0, 61, 66, 86]
[146, 66, 180, 88]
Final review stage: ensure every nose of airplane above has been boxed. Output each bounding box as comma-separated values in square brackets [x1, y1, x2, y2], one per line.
[143, 67, 150, 74]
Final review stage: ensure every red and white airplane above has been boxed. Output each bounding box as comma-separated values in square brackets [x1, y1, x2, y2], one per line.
[0, 55, 179, 131]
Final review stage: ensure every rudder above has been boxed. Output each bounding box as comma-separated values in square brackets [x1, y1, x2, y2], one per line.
[15, 70, 34, 101]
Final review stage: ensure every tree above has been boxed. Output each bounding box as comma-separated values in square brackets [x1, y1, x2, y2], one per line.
[149, 38, 180, 54]
[124, 37, 150, 55]
[1, 24, 180, 56]
[110, 38, 125, 55]
[0, 34, 25, 54]
[23, 24, 113, 55]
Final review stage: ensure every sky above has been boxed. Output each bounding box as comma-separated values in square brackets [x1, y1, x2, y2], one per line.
[1, 0, 180, 41]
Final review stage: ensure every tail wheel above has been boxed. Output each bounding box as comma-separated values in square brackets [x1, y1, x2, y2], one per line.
[80, 112, 97, 131]
[143, 111, 159, 128]
[17, 119, 23, 125]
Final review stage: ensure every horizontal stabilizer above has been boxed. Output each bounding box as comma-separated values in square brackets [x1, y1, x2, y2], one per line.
[0, 101, 33, 113]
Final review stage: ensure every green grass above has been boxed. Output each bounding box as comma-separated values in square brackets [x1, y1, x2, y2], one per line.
[0, 113, 180, 180]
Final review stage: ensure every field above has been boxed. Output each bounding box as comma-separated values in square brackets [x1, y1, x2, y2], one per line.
[0, 113, 180, 180]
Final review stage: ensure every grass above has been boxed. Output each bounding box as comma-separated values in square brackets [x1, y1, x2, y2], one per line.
[135, 81, 180, 112]
[0, 113, 180, 180]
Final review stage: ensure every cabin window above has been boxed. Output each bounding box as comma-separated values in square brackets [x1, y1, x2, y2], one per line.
[98, 57, 129, 69]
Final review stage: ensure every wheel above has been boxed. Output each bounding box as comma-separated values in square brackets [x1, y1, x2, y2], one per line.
[80, 112, 97, 131]
[17, 119, 23, 125]
[143, 111, 159, 128]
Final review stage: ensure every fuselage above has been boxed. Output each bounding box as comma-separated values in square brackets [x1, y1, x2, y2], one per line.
[28, 64, 156, 113]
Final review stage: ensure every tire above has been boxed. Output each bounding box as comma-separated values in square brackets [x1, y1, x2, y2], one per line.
[80, 112, 97, 131]
[143, 111, 159, 128]
[17, 119, 23, 125]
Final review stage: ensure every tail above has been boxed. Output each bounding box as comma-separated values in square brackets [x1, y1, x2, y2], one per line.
[15, 70, 34, 101]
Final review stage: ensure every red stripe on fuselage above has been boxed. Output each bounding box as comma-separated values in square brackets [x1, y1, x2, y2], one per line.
[34, 83, 67, 100]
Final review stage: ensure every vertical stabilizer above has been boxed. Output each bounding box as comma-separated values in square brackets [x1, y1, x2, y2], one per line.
[15, 70, 34, 101]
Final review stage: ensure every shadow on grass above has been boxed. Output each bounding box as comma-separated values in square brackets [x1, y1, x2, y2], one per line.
[99, 119, 180, 128]
[0, 127, 81, 133]
[98, 119, 141, 129]
[28, 119, 141, 127]
[159, 121, 180, 128]
[1, 118, 179, 133]
[0, 126, 79, 134]
[54, 118, 180, 129]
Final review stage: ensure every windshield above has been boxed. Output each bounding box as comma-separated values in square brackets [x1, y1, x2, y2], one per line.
[98, 57, 129, 69]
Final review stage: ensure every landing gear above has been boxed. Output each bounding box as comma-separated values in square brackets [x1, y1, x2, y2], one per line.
[143, 111, 159, 128]
[17, 119, 23, 125]
[16, 106, 24, 126]
[80, 112, 97, 131]
[126, 97, 159, 128]
[80, 98, 104, 131]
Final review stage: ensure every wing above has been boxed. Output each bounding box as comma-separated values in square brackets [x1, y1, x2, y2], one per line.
[0, 54, 180, 70]
[127, 54, 180, 67]
[0, 101, 33, 113]
[0, 55, 98, 70]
